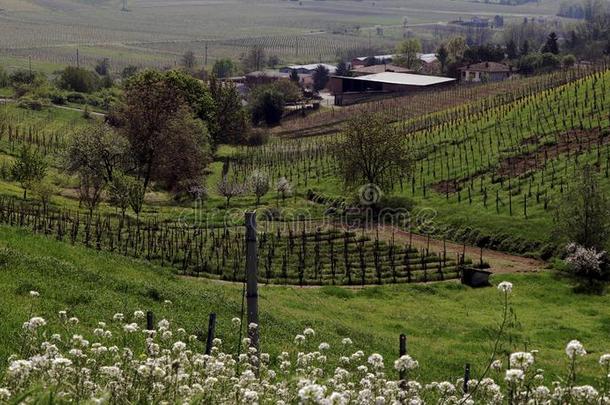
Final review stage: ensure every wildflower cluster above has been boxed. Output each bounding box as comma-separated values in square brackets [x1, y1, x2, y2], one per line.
[1, 288, 609, 404]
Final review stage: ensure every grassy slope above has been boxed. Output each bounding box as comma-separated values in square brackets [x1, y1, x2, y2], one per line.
[0, 225, 608, 384]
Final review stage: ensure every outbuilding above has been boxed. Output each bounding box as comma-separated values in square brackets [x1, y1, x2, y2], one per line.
[329, 72, 456, 106]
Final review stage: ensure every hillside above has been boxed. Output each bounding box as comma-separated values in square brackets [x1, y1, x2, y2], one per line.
[0, 225, 609, 384]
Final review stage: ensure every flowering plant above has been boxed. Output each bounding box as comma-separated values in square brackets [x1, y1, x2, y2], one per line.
[1, 286, 609, 404]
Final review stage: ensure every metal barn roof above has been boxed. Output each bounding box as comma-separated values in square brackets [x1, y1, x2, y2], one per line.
[343, 72, 455, 86]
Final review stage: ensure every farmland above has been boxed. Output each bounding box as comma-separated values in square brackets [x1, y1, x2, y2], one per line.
[0, 0, 566, 72]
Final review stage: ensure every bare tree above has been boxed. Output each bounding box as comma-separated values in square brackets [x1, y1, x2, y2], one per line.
[181, 50, 197, 70]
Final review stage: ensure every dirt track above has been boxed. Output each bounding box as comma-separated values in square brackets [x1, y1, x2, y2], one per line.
[374, 225, 545, 274]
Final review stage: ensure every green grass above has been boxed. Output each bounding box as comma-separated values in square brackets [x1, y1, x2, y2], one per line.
[0, 225, 608, 384]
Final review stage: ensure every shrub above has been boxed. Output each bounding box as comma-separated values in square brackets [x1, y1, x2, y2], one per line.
[243, 128, 269, 146]
[57, 67, 100, 93]
[17, 97, 45, 111]
[66, 92, 87, 104]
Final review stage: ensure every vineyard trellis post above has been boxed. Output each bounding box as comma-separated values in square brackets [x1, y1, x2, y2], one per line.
[245, 211, 259, 352]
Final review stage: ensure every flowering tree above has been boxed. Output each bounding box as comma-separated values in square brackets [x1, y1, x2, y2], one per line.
[564, 242, 608, 293]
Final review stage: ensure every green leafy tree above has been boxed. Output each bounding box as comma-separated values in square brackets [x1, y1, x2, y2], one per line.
[333, 113, 412, 191]
[541, 32, 559, 54]
[212, 59, 235, 78]
[116, 70, 213, 192]
[209, 76, 249, 144]
[11, 146, 47, 200]
[31, 180, 56, 210]
[436, 44, 449, 73]
[249, 86, 285, 126]
[335, 61, 351, 77]
[394, 38, 422, 69]
[555, 165, 610, 252]
[57, 67, 100, 93]
[108, 171, 131, 219]
[64, 123, 129, 184]
[312, 64, 330, 91]
[521, 40, 530, 55]
[289, 69, 300, 83]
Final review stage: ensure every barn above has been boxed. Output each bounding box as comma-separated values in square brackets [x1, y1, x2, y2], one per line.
[329, 72, 456, 106]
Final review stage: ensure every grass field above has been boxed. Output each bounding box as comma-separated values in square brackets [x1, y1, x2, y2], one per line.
[0, 225, 608, 385]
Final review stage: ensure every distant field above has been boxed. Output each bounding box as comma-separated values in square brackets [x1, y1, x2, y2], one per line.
[0, 0, 565, 71]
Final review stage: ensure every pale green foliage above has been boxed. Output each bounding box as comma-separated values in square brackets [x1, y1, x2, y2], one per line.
[11, 146, 47, 200]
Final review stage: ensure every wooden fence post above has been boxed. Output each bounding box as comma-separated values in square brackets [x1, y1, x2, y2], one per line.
[399, 333, 407, 376]
[463, 363, 471, 393]
[205, 312, 217, 355]
[146, 310, 154, 331]
[245, 212, 259, 352]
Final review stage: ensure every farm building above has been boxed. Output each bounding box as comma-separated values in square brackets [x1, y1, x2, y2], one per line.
[351, 54, 394, 67]
[279, 63, 337, 75]
[458, 62, 513, 82]
[329, 72, 456, 106]
[351, 64, 413, 76]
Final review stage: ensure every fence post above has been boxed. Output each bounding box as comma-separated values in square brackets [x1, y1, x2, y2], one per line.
[205, 312, 217, 355]
[245, 211, 259, 352]
[463, 363, 471, 393]
[146, 310, 154, 331]
[399, 333, 407, 381]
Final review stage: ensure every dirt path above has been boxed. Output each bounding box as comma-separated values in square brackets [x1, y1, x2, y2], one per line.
[375, 225, 544, 274]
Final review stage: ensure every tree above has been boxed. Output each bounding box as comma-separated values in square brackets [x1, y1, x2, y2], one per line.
[216, 175, 246, 207]
[0, 66, 8, 88]
[94, 58, 110, 76]
[541, 32, 559, 54]
[335, 61, 351, 77]
[64, 123, 129, 184]
[394, 38, 421, 69]
[116, 70, 213, 192]
[78, 169, 105, 215]
[268, 55, 281, 68]
[249, 86, 285, 126]
[436, 44, 449, 74]
[57, 67, 99, 93]
[121, 65, 139, 79]
[289, 69, 300, 83]
[506, 39, 518, 59]
[276, 177, 292, 204]
[181, 50, 197, 70]
[212, 59, 235, 78]
[250, 170, 270, 205]
[333, 113, 412, 191]
[242, 45, 266, 72]
[108, 171, 131, 219]
[555, 165, 610, 252]
[11, 146, 47, 200]
[446, 36, 467, 61]
[31, 180, 56, 210]
[312, 64, 330, 91]
[127, 176, 145, 220]
[521, 39, 530, 55]
[154, 106, 212, 192]
[209, 75, 249, 144]
[562, 54, 576, 68]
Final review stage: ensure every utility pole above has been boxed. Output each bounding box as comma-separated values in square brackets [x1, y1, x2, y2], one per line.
[28, 56, 32, 76]
[204, 42, 208, 66]
[245, 211, 259, 352]
[76, 48, 80, 68]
